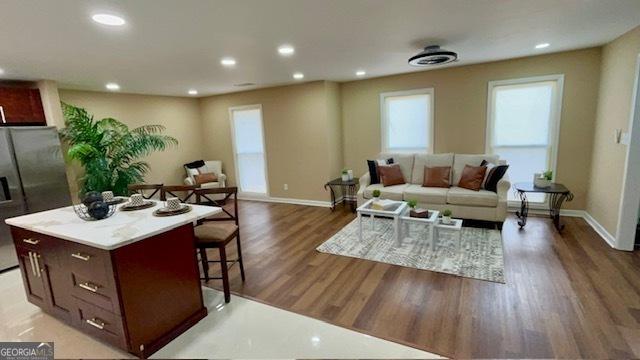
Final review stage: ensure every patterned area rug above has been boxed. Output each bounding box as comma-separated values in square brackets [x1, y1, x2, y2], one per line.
[316, 217, 505, 283]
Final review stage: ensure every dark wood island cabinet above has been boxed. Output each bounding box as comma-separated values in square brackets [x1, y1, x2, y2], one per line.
[6, 203, 220, 358]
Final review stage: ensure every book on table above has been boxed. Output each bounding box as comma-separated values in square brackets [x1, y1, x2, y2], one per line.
[370, 199, 398, 211]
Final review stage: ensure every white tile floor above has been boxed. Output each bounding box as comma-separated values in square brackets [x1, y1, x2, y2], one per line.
[0, 269, 441, 359]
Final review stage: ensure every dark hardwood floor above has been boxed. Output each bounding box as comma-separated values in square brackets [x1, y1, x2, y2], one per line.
[201, 200, 640, 358]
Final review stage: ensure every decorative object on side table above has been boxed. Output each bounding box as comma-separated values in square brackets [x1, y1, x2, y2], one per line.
[324, 176, 359, 212]
[514, 181, 574, 232]
[341, 169, 349, 181]
[442, 209, 453, 224]
[407, 199, 429, 218]
[533, 170, 553, 188]
[73, 191, 116, 221]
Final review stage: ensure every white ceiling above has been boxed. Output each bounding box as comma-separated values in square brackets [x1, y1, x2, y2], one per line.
[0, 0, 639, 97]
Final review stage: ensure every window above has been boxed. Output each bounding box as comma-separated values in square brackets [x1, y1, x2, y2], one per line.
[229, 105, 268, 195]
[486, 75, 564, 203]
[380, 88, 434, 153]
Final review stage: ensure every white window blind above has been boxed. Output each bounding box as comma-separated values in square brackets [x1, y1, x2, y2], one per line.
[487, 77, 563, 203]
[381, 89, 433, 153]
[230, 106, 267, 194]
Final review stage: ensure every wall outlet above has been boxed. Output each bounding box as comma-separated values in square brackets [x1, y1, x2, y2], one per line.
[283, 184, 288, 191]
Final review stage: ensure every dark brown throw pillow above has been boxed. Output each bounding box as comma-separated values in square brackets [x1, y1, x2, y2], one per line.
[458, 165, 487, 191]
[378, 164, 405, 187]
[423, 166, 451, 188]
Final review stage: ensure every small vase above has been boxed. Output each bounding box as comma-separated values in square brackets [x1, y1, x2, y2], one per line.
[347, 170, 354, 180]
[442, 215, 452, 224]
[341, 174, 349, 181]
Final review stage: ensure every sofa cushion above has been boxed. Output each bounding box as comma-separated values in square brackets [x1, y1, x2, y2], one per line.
[452, 154, 499, 186]
[379, 153, 414, 184]
[411, 153, 454, 184]
[403, 184, 448, 204]
[363, 183, 408, 201]
[447, 186, 498, 207]
[378, 164, 406, 186]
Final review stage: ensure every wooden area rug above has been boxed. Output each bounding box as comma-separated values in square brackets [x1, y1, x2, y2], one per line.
[316, 218, 505, 283]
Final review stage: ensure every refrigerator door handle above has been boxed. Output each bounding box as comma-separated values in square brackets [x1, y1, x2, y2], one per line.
[28, 252, 37, 276]
[0, 106, 5, 124]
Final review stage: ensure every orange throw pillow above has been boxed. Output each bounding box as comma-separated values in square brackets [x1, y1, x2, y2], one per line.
[194, 172, 218, 185]
[458, 165, 487, 191]
[378, 164, 405, 186]
[423, 166, 451, 188]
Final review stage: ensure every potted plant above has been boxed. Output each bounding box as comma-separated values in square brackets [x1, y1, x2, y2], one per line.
[341, 169, 349, 181]
[372, 189, 381, 199]
[407, 199, 417, 209]
[60, 103, 177, 196]
[534, 170, 553, 188]
[442, 209, 452, 224]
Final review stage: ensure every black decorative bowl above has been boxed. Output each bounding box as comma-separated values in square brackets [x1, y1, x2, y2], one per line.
[73, 203, 117, 221]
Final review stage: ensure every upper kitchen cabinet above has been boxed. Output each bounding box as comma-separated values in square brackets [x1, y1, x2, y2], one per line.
[0, 87, 47, 126]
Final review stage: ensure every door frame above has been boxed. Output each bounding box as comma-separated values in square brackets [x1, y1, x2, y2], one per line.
[228, 104, 270, 197]
[615, 53, 640, 251]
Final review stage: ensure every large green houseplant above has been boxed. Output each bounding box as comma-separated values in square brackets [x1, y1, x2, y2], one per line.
[60, 103, 177, 196]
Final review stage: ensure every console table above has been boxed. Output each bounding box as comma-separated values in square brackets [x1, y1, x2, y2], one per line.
[514, 182, 574, 232]
[324, 177, 358, 212]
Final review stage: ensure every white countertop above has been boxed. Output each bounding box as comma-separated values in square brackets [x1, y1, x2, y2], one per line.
[5, 202, 221, 250]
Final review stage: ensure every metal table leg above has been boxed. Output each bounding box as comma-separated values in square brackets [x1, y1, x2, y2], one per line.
[515, 190, 528, 229]
[324, 184, 336, 211]
[549, 191, 574, 232]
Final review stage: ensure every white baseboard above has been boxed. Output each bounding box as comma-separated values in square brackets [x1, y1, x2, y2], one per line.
[508, 207, 617, 249]
[237, 195, 332, 208]
[582, 212, 617, 248]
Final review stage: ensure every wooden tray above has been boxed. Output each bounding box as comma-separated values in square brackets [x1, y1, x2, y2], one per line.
[120, 201, 156, 211]
[153, 205, 192, 217]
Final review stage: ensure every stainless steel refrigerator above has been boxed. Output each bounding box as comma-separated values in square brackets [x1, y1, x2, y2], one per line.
[0, 127, 71, 271]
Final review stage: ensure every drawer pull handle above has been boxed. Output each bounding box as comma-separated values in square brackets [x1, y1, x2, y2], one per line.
[23, 238, 40, 245]
[86, 318, 105, 330]
[71, 252, 91, 261]
[78, 282, 99, 293]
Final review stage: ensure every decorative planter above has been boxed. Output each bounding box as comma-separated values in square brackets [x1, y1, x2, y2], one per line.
[341, 174, 349, 181]
[534, 177, 551, 188]
[442, 215, 452, 224]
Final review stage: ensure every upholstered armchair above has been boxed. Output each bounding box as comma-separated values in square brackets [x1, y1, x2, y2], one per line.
[183, 160, 227, 189]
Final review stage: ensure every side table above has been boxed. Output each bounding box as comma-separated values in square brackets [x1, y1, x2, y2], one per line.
[514, 182, 574, 232]
[324, 177, 359, 212]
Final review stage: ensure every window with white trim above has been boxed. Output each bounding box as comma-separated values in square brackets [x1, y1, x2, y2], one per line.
[380, 88, 434, 153]
[486, 75, 564, 203]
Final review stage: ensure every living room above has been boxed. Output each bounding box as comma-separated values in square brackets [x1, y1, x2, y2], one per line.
[1, 1, 640, 359]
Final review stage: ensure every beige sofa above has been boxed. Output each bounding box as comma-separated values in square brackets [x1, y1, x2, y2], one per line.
[357, 153, 510, 227]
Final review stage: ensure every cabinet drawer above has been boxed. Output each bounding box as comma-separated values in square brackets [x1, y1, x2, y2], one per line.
[71, 273, 120, 314]
[73, 297, 127, 350]
[11, 227, 48, 251]
[64, 241, 114, 287]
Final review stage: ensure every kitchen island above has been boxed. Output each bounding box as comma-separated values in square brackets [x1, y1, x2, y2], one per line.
[5, 202, 220, 358]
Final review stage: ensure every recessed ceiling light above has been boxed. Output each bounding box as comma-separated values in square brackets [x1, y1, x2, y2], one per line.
[221, 58, 236, 66]
[188, 89, 198, 95]
[356, 70, 366, 77]
[278, 45, 295, 56]
[105, 83, 120, 91]
[535, 43, 550, 49]
[91, 13, 126, 26]
[293, 72, 304, 80]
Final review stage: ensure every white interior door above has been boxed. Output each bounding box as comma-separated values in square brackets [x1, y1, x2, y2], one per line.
[230, 105, 268, 196]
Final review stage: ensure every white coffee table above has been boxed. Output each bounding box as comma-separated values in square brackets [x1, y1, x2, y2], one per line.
[356, 199, 407, 246]
[400, 208, 439, 249]
[434, 218, 463, 251]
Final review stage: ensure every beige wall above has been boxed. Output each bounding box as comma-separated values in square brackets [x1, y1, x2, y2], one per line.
[58, 90, 204, 188]
[199, 81, 341, 201]
[341, 48, 602, 209]
[325, 81, 343, 178]
[587, 26, 640, 235]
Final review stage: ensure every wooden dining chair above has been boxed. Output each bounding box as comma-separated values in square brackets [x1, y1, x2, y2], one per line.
[160, 185, 198, 202]
[193, 187, 244, 303]
[127, 183, 163, 199]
